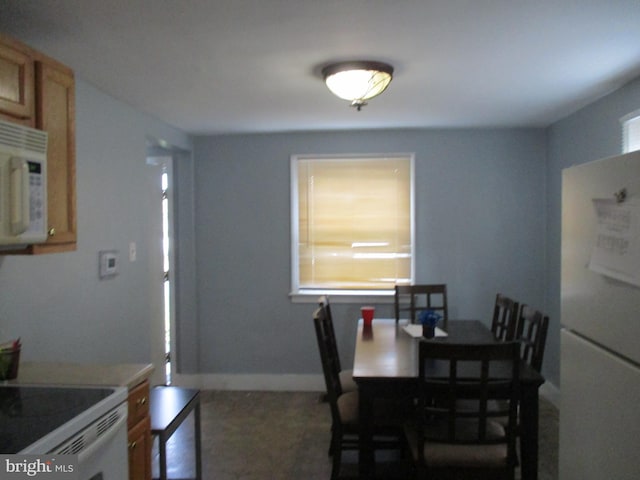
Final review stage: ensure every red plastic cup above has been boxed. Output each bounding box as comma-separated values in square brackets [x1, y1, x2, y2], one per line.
[361, 306, 375, 326]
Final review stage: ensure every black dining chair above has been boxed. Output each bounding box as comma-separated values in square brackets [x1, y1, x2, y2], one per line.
[515, 304, 549, 372]
[495, 305, 549, 467]
[404, 340, 521, 480]
[394, 284, 449, 330]
[490, 293, 519, 341]
[312, 306, 406, 480]
[318, 295, 357, 393]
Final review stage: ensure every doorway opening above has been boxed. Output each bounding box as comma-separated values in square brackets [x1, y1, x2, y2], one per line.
[161, 167, 171, 384]
[147, 154, 174, 385]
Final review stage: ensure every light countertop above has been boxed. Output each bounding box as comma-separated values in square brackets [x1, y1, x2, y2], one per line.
[11, 362, 155, 390]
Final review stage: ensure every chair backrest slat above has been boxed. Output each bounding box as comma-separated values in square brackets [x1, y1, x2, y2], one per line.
[394, 284, 448, 329]
[313, 306, 343, 423]
[516, 304, 549, 372]
[417, 340, 520, 452]
[318, 295, 341, 372]
[491, 293, 519, 341]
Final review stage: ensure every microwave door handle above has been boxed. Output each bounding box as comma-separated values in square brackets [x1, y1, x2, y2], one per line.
[10, 157, 30, 235]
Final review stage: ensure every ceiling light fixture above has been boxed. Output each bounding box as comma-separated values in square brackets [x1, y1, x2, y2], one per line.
[322, 61, 394, 111]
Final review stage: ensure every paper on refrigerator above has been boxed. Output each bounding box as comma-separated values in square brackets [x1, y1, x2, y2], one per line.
[588, 197, 640, 287]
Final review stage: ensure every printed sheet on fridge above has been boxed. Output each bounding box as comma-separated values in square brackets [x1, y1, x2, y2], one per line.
[589, 198, 640, 287]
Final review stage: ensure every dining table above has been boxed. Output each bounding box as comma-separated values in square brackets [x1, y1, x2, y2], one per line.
[352, 318, 545, 480]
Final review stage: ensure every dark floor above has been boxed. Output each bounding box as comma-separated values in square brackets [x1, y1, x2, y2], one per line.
[152, 390, 559, 480]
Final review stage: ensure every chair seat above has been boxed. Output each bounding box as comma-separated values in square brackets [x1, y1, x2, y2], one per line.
[338, 390, 413, 428]
[404, 421, 509, 468]
[339, 369, 357, 392]
[337, 390, 359, 424]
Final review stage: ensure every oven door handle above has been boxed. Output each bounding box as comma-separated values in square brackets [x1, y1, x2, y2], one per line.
[78, 408, 128, 463]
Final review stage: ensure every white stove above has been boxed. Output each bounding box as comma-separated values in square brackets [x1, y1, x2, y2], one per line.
[1, 384, 128, 479]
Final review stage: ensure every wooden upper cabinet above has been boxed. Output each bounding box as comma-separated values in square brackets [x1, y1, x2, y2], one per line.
[0, 38, 34, 124]
[0, 34, 77, 254]
[31, 61, 77, 252]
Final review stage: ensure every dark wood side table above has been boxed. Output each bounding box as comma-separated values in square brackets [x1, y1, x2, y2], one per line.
[150, 386, 202, 480]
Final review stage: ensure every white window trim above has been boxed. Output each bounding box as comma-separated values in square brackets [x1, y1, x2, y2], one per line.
[621, 109, 640, 153]
[289, 153, 415, 302]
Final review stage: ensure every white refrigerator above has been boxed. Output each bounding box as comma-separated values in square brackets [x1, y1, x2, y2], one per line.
[560, 150, 640, 480]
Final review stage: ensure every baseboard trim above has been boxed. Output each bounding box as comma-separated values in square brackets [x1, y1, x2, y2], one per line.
[171, 373, 561, 409]
[171, 373, 325, 391]
[540, 381, 560, 408]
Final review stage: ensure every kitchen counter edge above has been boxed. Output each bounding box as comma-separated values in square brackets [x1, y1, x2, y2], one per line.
[9, 362, 155, 389]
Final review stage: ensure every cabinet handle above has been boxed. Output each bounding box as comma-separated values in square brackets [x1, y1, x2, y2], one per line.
[48, 227, 56, 237]
[129, 441, 137, 450]
[137, 397, 147, 407]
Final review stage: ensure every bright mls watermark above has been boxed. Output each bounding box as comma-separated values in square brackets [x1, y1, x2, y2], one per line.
[0, 456, 77, 479]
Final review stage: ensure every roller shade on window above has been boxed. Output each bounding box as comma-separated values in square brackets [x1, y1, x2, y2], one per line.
[293, 155, 413, 291]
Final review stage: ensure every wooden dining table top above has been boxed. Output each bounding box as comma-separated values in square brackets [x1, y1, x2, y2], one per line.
[352, 318, 544, 385]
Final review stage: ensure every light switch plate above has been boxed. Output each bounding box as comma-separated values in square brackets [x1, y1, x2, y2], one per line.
[99, 250, 119, 278]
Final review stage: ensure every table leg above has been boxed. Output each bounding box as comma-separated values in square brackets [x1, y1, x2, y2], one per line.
[194, 401, 202, 480]
[519, 385, 540, 480]
[159, 433, 168, 480]
[358, 385, 375, 479]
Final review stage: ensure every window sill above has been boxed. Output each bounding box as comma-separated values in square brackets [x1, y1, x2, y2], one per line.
[289, 289, 395, 304]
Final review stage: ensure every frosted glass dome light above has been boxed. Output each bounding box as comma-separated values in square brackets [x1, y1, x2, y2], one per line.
[322, 61, 393, 111]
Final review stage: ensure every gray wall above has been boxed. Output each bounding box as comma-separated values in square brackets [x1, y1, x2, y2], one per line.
[545, 76, 640, 388]
[1, 60, 636, 392]
[0, 79, 191, 368]
[192, 129, 547, 377]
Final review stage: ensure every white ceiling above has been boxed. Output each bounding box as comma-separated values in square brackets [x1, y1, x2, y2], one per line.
[1, 0, 640, 135]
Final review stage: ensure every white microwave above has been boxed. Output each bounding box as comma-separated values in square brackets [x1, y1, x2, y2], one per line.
[0, 119, 48, 247]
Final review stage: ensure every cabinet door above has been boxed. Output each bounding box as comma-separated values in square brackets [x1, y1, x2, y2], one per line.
[0, 40, 34, 121]
[128, 416, 152, 480]
[34, 61, 77, 251]
[128, 380, 151, 428]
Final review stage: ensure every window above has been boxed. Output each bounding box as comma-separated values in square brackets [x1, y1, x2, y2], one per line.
[291, 154, 414, 296]
[622, 110, 640, 153]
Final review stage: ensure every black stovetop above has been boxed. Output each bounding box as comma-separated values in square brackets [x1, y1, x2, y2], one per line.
[0, 385, 115, 453]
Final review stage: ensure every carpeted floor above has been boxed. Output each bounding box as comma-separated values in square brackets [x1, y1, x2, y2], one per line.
[153, 390, 559, 480]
